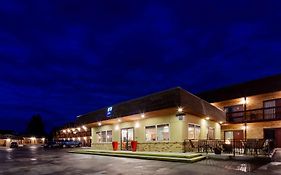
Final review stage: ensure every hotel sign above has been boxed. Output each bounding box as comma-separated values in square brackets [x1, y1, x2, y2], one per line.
[106, 106, 113, 117]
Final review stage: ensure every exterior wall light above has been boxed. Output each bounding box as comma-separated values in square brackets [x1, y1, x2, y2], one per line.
[82, 125, 87, 130]
[177, 107, 183, 113]
[118, 119, 121, 122]
[176, 107, 185, 120]
[206, 117, 210, 120]
[219, 121, 223, 124]
[77, 127, 81, 131]
[78, 137, 81, 141]
[63, 130, 66, 133]
[241, 97, 248, 105]
[141, 113, 145, 118]
[6, 138, 11, 142]
[67, 129, 71, 133]
[83, 137, 87, 140]
[98, 122, 102, 126]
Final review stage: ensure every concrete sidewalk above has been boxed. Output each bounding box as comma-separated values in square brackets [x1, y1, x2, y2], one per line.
[256, 148, 281, 174]
[69, 149, 206, 163]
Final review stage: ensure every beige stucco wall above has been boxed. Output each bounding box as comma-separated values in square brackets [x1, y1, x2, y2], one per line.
[90, 112, 221, 152]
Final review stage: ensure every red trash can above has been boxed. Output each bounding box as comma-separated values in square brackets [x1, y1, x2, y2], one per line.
[112, 141, 118, 151]
[131, 141, 138, 152]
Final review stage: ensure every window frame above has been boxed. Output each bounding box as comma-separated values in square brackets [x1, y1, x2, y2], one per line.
[144, 123, 170, 142]
[96, 130, 113, 143]
[188, 123, 201, 140]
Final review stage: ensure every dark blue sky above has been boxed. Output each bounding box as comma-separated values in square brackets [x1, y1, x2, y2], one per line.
[1, 0, 281, 132]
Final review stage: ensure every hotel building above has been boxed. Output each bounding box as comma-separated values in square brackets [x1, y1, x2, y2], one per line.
[57, 87, 224, 152]
[55, 74, 281, 152]
[198, 74, 281, 148]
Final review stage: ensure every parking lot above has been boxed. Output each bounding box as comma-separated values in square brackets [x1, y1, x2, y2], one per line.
[0, 145, 278, 175]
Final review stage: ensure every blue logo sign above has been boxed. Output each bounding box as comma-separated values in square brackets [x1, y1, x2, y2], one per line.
[106, 107, 113, 117]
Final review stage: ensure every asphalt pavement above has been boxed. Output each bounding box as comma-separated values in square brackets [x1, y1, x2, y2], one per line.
[0, 145, 275, 175]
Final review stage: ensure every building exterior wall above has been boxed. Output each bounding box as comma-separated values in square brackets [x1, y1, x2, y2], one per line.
[222, 120, 281, 140]
[212, 91, 281, 111]
[91, 113, 221, 152]
[213, 90, 281, 142]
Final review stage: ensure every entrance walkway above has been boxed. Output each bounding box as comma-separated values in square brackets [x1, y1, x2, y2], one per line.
[69, 149, 206, 163]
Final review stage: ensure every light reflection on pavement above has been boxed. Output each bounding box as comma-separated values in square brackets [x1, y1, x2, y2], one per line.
[0, 146, 274, 175]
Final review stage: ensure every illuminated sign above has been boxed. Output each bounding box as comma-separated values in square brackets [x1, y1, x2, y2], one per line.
[106, 106, 113, 117]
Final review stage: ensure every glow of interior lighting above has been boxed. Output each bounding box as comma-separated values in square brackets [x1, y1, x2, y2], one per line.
[118, 119, 121, 122]
[141, 113, 145, 118]
[206, 117, 210, 120]
[83, 137, 87, 140]
[71, 128, 75, 132]
[219, 121, 223, 124]
[98, 122, 102, 126]
[78, 137, 81, 141]
[242, 126, 248, 130]
[77, 127, 81, 131]
[177, 107, 183, 113]
[72, 137, 75, 141]
[67, 129, 71, 133]
[62, 130, 66, 133]
[6, 138, 11, 142]
[68, 138, 70, 141]
[115, 125, 119, 130]
[225, 139, 231, 145]
[135, 122, 140, 128]
[30, 137, 36, 140]
[41, 138, 45, 141]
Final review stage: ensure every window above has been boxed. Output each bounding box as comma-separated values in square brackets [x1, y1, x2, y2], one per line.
[96, 130, 112, 143]
[224, 105, 244, 122]
[107, 130, 112, 142]
[207, 127, 215, 140]
[224, 130, 244, 140]
[145, 124, 169, 142]
[96, 132, 101, 143]
[145, 126, 156, 141]
[263, 99, 281, 119]
[188, 124, 201, 139]
[157, 124, 169, 141]
[101, 131, 107, 142]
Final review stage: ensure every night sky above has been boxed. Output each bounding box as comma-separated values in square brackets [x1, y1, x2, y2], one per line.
[1, 0, 281, 133]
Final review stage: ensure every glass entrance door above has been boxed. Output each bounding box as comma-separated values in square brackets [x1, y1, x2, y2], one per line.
[121, 128, 134, 150]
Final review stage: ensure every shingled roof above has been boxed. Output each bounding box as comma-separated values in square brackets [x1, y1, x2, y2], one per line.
[197, 74, 281, 103]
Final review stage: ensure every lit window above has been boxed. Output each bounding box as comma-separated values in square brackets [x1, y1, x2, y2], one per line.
[145, 126, 156, 141]
[157, 124, 169, 141]
[96, 132, 101, 143]
[101, 131, 107, 142]
[207, 127, 215, 140]
[188, 124, 200, 140]
[107, 130, 112, 142]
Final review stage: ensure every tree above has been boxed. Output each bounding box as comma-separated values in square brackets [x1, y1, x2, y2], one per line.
[26, 114, 46, 137]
